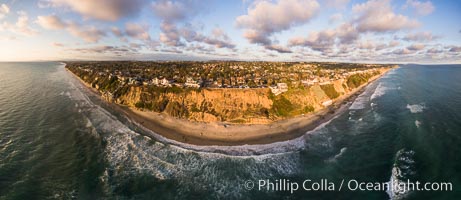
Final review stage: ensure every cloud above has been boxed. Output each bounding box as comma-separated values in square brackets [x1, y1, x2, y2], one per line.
[393, 48, 414, 55]
[324, 0, 350, 9]
[159, 22, 236, 49]
[151, 0, 211, 22]
[288, 23, 359, 53]
[70, 45, 142, 57]
[151, 1, 235, 51]
[404, 0, 434, 16]
[289, 29, 336, 51]
[67, 23, 106, 43]
[266, 44, 292, 53]
[1, 11, 37, 36]
[181, 26, 235, 49]
[356, 40, 387, 50]
[449, 46, 461, 53]
[37, 15, 106, 42]
[236, 0, 320, 50]
[36, 15, 67, 30]
[185, 44, 214, 53]
[152, 0, 192, 47]
[329, 13, 343, 24]
[152, 0, 192, 22]
[41, 0, 146, 21]
[111, 27, 124, 38]
[388, 40, 400, 47]
[125, 23, 151, 41]
[52, 42, 64, 47]
[352, 0, 420, 33]
[14, 11, 38, 36]
[159, 47, 183, 54]
[402, 31, 437, 42]
[426, 47, 443, 54]
[0, 4, 10, 19]
[407, 43, 425, 51]
[159, 21, 184, 46]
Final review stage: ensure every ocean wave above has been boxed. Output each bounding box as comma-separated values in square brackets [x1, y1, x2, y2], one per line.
[62, 64, 327, 156]
[387, 149, 417, 200]
[349, 92, 369, 110]
[406, 103, 426, 113]
[349, 78, 384, 110]
[326, 147, 347, 163]
[385, 68, 398, 76]
[60, 63, 345, 198]
[370, 83, 388, 101]
[100, 124, 303, 198]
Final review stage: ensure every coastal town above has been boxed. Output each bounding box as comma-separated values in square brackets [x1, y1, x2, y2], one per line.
[65, 60, 395, 143]
[66, 61, 394, 96]
[65, 61, 395, 127]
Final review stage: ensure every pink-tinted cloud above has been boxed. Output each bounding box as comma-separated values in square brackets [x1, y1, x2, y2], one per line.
[353, 0, 420, 33]
[41, 0, 146, 21]
[236, 0, 320, 51]
[37, 15, 106, 42]
[0, 4, 10, 19]
[404, 0, 435, 16]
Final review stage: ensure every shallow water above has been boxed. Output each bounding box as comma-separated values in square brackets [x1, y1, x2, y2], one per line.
[1, 62, 460, 199]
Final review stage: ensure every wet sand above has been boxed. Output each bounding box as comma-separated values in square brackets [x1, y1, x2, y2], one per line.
[67, 67, 390, 146]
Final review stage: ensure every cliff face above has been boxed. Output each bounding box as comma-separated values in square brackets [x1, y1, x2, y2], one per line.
[106, 77, 358, 124]
[76, 67, 390, 124]
[114, 87, 275, 123]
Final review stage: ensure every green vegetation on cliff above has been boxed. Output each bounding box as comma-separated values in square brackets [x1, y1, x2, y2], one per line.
[347, 74, 368, 89]
[346, 70, 381, 89]
[320, 84, 339, 99]
[66, 61, 392, 124]
[271, 95, 295, 117]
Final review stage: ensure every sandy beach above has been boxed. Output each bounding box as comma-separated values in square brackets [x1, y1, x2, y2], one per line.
[67, 67, 391, 146]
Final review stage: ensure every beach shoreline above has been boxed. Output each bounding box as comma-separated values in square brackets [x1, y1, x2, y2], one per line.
[66, 66, 392, 146]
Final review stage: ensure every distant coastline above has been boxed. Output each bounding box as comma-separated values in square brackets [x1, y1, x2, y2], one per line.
[65, 64, 394, 146]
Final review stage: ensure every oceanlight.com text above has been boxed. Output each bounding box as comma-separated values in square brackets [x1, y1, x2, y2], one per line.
[243, 179, 452, 194]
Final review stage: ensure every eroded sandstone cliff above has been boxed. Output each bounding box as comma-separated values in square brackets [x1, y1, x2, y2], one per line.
[70, 66, 390, 124]
[103, 78, 359, 124]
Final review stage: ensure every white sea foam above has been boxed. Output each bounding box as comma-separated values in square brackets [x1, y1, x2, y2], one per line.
[349, 88, 371, 110]
[327, 147, 347, 162]
[370, 83, 388, 101]
[349, 79, 382, 110]
[36, 64, 305, 198]
[386, 149, 416, 200]
[415, 120, 421, 128]
[386, 68, 398, 76]
[62, 65, 303, 156]
[406, 103, 425, 113]
[60, 63, 351, 197]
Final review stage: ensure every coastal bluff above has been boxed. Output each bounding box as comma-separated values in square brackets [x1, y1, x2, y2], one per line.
[65, 61, 394, 125]
[110, 79, 346, 124]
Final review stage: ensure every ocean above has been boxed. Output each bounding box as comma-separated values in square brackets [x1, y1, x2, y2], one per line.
[0, 62, 460, 200]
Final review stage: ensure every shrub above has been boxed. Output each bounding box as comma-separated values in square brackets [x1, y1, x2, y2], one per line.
[135, 101, 145, 108]
[271, 95, 295, 117]
[303, 105, 315, 113]
[320, 84, 339, 99]
[347, 74, 368, 88]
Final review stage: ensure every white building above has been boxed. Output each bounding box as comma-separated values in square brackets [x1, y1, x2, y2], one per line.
[184, 77, 200, 88]
[277, 83, 288, 92]
[161, 78, 170, 86]
[152, 77, 159, 85]
[270, 83, 289, 96]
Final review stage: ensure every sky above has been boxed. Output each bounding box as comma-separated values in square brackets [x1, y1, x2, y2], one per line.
[0, 0, 460, 63]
